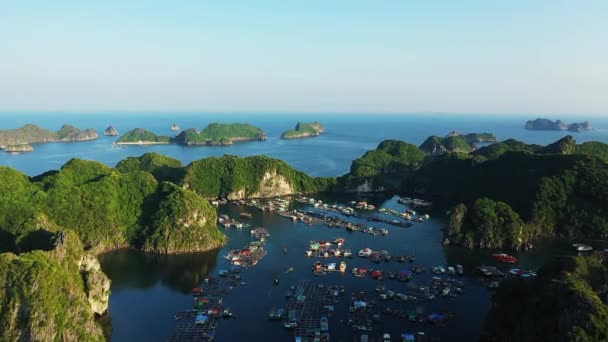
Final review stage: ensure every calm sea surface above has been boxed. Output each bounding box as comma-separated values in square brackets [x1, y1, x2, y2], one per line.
[2, 113, 607, 341]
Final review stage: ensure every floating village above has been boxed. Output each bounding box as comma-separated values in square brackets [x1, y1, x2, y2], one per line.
[166, 195, 583, 341]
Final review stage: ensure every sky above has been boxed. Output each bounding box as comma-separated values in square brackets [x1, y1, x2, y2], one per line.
[0, 1, 607, 114]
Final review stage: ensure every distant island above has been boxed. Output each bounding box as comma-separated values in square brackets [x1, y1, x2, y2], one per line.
[116, 128, 173, 145]
[116, 123, 267, 146]
[3, 143, 34, 153]
[170, 123, 180, 131]
[419, 132, 497, 155]
[281, 122, 325, 139]
[0, 124, 99, 148]
[175, 123, 267, 145]
[104, 126, 119, 136]
[525, 118, 593, 132]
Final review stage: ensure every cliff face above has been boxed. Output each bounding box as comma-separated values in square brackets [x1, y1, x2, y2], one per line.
[104, 126, 119, 136]
[0, 230, 108, 341]
[227, 170, 295, 199]
[525, 118, 594, 132]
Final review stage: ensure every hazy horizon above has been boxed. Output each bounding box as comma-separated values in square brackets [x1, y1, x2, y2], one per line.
[2, 1, 607, 114]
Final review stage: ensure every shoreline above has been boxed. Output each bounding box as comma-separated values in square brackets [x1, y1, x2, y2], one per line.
[95, 239, 228, 257]
[114, 141, 172, 145]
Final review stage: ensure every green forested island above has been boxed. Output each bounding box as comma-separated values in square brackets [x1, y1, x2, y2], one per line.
[281, 122, 325, 139]
[336, 135, 608, 249]
[0, 124, 99, 148]
[418, 131, 496, 155]
[115, 128, 173, 144]
[174, 123, 267, 145]
[116, 123, 267, 146]
[482, 253, 608, 341]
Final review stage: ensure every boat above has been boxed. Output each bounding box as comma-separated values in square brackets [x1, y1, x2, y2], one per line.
[339, 261, 347, 272]
[240, 212, 253, 219]
[320, 316, 328, 332]
[268, 306, 277, 320]
[283, 247, 288, 254]
[358, 248, 373, 257]
[383, 333, 391, 342]
[447, 266, 456, 275]
[343, 250, 352, 258]
[492, 253, 518, 263]
[273, 277, 279, 285]
[573, 243, 593, 252]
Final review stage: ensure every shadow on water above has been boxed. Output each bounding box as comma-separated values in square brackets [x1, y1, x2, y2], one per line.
[98, 248, 221, 294]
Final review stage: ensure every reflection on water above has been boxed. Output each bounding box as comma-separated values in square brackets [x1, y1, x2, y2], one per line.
[99, 248, 221, 294]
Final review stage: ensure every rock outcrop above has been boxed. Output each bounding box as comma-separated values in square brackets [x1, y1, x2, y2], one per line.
[0, 230, 108, 341]
[525, 118, 594, 132]
[3, 143, 34, 153]
[104, 126, 119, 136]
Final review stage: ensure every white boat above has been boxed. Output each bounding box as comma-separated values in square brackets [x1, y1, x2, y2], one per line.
[573, 243, 593, 252]
[447, 267, 456, 275]
[339, 261, 347, 272]
[343, 250, 352, 258]
[358, 248, 373, 257]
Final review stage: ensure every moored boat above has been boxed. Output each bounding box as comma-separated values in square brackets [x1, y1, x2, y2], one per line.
[492, 253, 518, 263]
[573, 243, 593, 252]
[320, 316, 328, 332]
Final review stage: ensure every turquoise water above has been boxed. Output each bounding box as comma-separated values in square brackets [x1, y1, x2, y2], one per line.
[2, 113, 608, 341]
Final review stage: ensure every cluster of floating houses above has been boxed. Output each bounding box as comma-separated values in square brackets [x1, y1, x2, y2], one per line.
[169, 270, 244, 341]
[225, 228, 270, 267]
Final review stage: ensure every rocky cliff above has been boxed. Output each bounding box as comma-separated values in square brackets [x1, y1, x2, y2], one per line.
[0, 230, 108, 341]
[104, 126, 119, 136]
[525, 118, 594, 132]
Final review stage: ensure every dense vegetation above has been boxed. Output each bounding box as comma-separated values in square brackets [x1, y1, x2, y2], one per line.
[116, 152, 183, 183]
[339, 140, 425, 192]
[116, 128, 173, 144]
[281, 122, 325, 139]
[0, 158, 224, 254]
[408, 146, 608, 245]
[482, 253, 608, 341]
[174, 123, 267, 145]
[0, 230, 109, 341]
[419, 135, 475, 154]
[181, 154, 335, 198]
[460, 132, 497, 143]
[446, 199, 531, 249]
[0, 124, 98, 148]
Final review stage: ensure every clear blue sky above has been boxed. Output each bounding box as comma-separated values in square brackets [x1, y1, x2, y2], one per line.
[1, 1, 606, 114]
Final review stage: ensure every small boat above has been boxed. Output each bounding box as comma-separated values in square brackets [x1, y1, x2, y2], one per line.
[447, 266, 456, 275]
[320, 316, 329, 332]
[343, 250, 353, 258]
[358, 248, 373, 257]
[268, 306, 277, 320]
[283, 247, 288, 254]
[383, 333, 391, 342]
[492, 253, 518, 263]
[339, 261, 347, 272]
[573, 243, 593, 252]
[273, 278, 279, 285]
[240, 212, 253, 219]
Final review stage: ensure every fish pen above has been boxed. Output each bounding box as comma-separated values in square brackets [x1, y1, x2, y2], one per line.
[283, 280, 337, 342]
